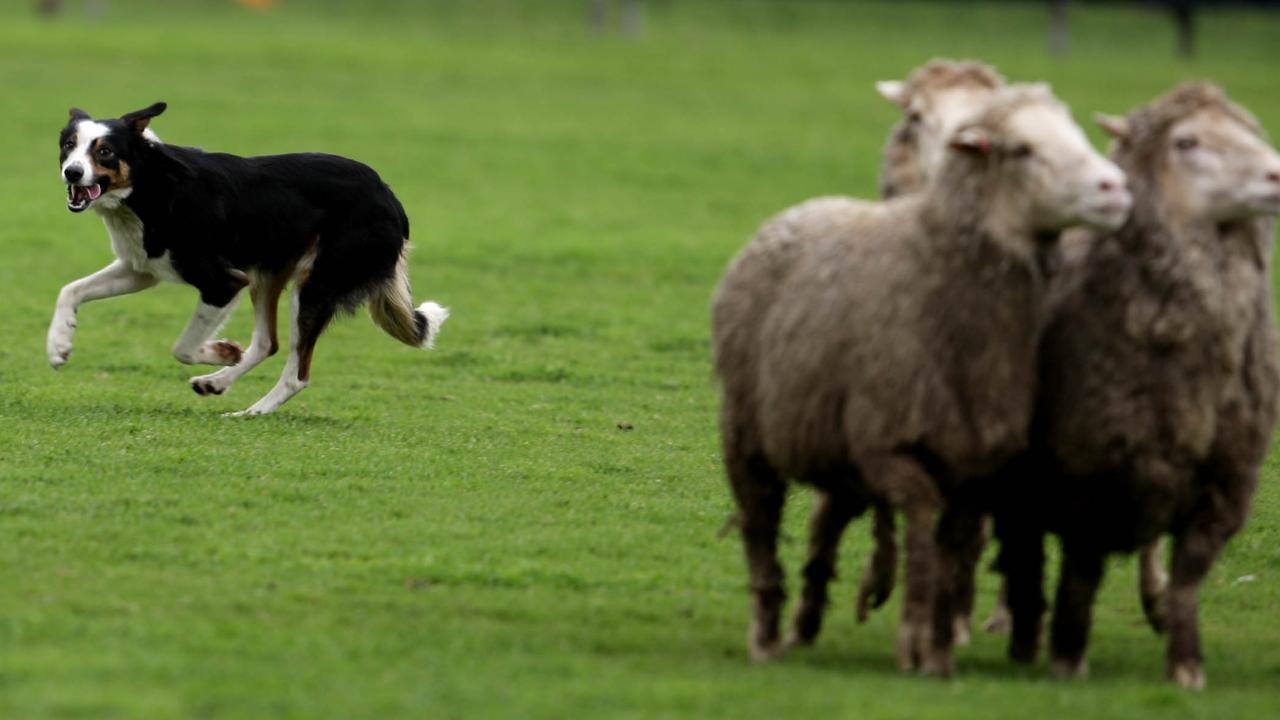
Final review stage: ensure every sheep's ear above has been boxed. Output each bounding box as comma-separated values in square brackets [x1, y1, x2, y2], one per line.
[875, 80, 907, 108]
[1094, 112, 1131, 141]
[950, 127, 991, 156]
[121, 102, 167, 134]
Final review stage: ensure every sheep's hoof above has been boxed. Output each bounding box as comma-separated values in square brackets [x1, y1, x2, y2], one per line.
[748, 619, 786, 663]
[787, 602, 824, 648]
[748, 638, 786, 663]
[896, 619, 930, 672]
[1049, 657, 1089, 680]
[983, 605, 1012, 634]
[923, 648, 954, 678]
[783, 631, 813, 650]
[1008, 638, 1039, 665]
[784, 620, 819, 650]
[952, 614, 972, 647]
[1169, 661, 1206, 691]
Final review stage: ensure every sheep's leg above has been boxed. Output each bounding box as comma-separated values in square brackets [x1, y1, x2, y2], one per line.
[982, 579, 1012, 635]
[926, 504, 984, 676]
[727, 453, 788, 662]
[1138, 538, 1169, 634]
[856, 502, 897, 623]
[998, 524, 1046, 663]
[898, 503, 939, 672]
[788, 489, 860, 647]
[948, 515, 989, 646]
[1048, 545, 1105, 679]
[865, 454, 942, 673]
[1165, 479, 1250, 691]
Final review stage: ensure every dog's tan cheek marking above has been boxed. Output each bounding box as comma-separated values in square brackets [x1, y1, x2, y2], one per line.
[115, 158, 132, 190]
[86, 137, 131, 190]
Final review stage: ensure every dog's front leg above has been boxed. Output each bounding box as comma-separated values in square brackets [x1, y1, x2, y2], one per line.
[170, 267, 249, 372]
[171, 297, 244, 369]
[48, 260, 159, 368]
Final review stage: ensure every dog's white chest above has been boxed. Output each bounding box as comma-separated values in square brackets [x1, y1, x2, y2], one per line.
[99, 206, 181, 282]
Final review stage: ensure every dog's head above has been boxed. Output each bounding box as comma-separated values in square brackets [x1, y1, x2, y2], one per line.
[59, 102, 165, 213]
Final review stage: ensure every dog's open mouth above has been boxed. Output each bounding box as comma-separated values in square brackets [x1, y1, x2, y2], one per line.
[67, 182, 105, 213]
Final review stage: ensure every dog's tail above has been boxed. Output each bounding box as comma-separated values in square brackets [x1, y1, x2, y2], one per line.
[368, 249, 448, 350]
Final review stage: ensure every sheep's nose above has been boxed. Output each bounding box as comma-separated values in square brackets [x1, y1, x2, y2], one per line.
[1098, 179, 1118, 192]
[63, 165, 83, 183]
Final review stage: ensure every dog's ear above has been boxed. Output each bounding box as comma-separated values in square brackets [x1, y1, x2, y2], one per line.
[121, 102, 167, 134]
[69, 107, 91, 121]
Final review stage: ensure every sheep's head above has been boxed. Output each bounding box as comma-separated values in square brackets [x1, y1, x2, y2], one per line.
[1099, 82, 1280, 224]
[943, 83, 1131, 238]
[877, 59, 1004, 195]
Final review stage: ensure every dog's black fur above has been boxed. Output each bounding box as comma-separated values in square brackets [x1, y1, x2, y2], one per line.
[61, 103, 409, 311]
[53, 102, 444, 414]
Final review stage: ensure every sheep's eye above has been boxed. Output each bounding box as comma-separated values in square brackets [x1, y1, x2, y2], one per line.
[96, 146, 114, 160]
[907, 110, 923, 124]
[1010, 143, 1034, 159]
[1174, 136, 1199, 151]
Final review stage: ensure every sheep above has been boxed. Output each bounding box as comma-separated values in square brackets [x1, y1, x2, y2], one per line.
[870, 59, 1006, 645]
[875, 59, 1005, 199]
[874, 60, 1169, 643]
[712, 83, 1131, 673]
[779, 60, 1009, 652]
[992, 82, 1280, 689]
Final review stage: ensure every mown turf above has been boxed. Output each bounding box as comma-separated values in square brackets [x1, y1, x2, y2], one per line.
[1, 1, 1279, 718]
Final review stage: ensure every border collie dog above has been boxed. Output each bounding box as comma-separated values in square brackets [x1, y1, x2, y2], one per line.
[50, 102, 448, 415]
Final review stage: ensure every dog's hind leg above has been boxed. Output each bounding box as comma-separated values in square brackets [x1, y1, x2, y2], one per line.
[190, 270, 288, 396]
[229, 272, 335, 416]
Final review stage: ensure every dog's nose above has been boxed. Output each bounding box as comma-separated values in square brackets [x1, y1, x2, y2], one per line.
[64, 165, 84, 183]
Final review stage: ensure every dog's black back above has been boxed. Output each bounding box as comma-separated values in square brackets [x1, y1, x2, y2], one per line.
[128, 144, 409, 308]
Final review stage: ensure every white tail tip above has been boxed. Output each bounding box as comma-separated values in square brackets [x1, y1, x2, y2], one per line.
[418, 301, 449, 349]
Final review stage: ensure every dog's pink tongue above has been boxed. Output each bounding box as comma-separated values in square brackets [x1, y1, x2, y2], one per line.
[87, 184, 102, 200]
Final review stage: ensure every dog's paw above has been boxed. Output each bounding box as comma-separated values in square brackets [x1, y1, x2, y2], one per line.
[47, 314, 76, 368]
[190, 375, 228, 396]
[206, 339, 243, 366]
[48, 346, 72, 369]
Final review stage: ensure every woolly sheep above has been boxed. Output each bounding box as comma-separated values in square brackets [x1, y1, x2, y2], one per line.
[782, 59, 1009, 651]
[712, 83, 1130, 673]
[993, 82, 1280, 689]
[875, 60, 1168, 642]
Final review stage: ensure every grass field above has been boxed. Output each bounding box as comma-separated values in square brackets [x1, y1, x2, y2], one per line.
[2, 1, 1279, 717]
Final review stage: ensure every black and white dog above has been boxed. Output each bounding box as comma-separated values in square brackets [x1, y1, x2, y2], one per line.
[51, 102, 448, 415]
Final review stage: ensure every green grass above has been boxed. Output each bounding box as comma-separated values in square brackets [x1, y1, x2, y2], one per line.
[2, 1, 1280, 717]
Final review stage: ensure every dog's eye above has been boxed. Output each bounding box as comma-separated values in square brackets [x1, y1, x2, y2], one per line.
[61, 140, 75, 151]
[1174, 136, 1199, 151]
[96, 146, 114, 160]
